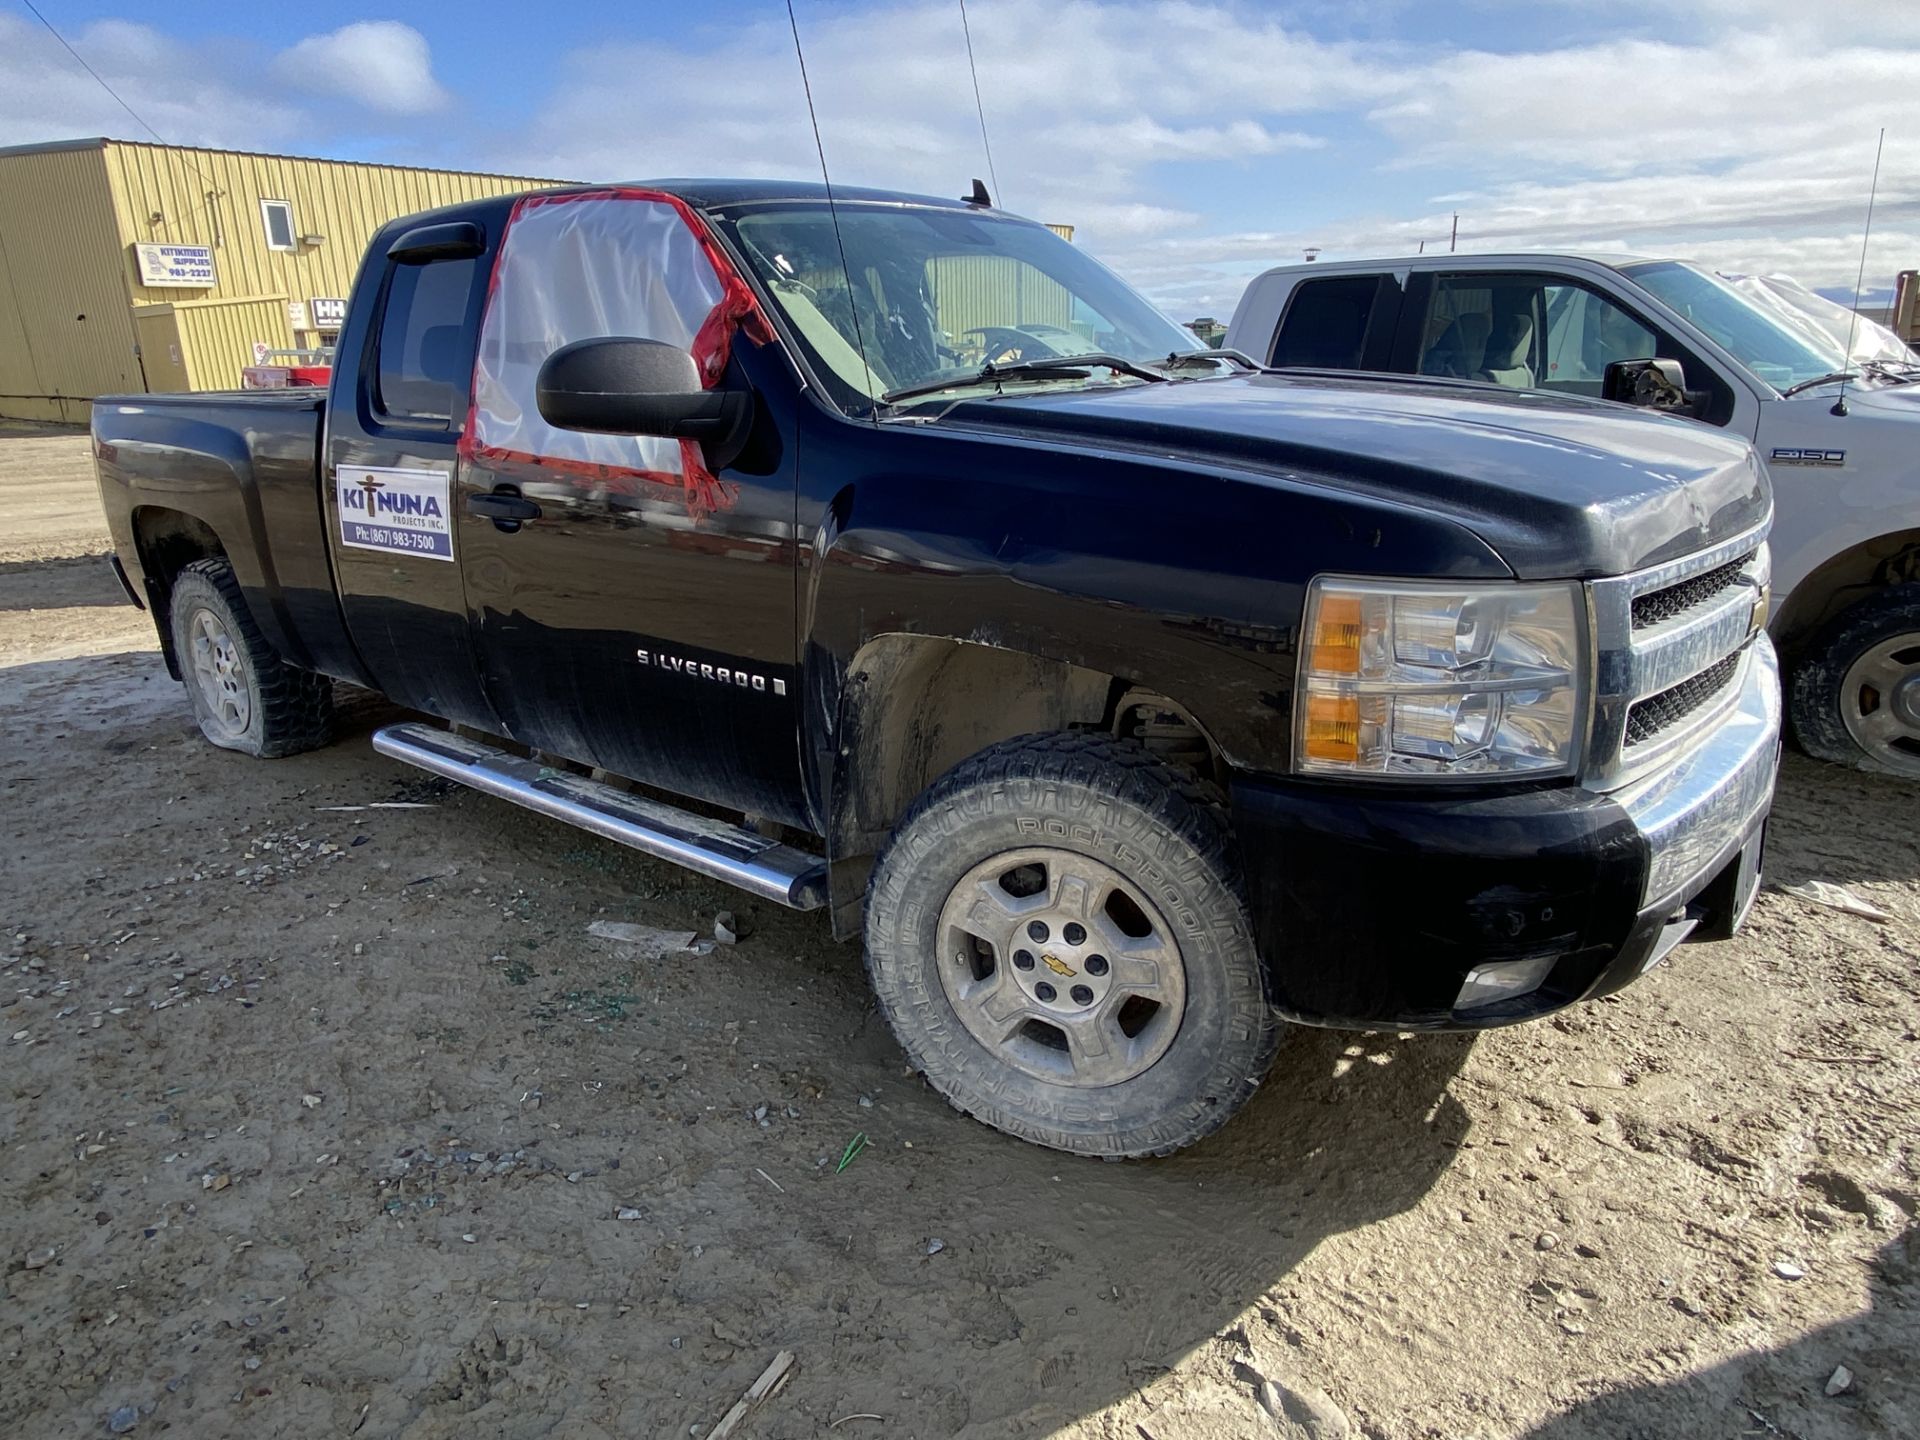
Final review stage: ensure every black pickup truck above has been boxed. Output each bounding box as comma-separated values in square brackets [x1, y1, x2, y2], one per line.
[93, 181, 1781, 1157]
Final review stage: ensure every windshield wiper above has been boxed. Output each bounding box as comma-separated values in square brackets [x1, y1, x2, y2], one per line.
[1863, 358, 1920, 384]
[881, 353, 1170, 406]
[1779, 370, 1857, 398]
[1159, 348, 1264, 373]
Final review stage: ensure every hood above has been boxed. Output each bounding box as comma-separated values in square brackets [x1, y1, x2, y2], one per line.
[946, 372, 1770, 579]
[1845, 377, 1920, 418]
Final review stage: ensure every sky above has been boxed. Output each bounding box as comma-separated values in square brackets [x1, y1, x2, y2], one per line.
[2, 0, 1914, 320]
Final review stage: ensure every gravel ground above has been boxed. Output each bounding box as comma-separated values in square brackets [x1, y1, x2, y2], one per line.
[2, 427, 1915, 1439]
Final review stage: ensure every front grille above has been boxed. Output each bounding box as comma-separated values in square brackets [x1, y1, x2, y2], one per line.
[1632, 553, 1754, 630]
[1624, 653, 1740, 747]
[1586, 528, 1769, 789]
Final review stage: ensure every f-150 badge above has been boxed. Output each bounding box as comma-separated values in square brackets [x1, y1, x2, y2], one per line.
[336, 465, 454, 561]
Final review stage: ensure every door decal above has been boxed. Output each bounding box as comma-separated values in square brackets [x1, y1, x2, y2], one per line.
[336, 465, 455, 561]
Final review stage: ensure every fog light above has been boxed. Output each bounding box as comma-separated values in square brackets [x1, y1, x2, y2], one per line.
[1454, 956, 1557, 1011]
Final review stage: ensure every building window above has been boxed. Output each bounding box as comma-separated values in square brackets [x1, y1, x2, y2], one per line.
[260, 199, 297, 252]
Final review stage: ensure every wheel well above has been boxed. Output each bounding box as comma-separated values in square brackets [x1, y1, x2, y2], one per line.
[132, 508, 226, 677]
[1774, 529, 1920, 656]
[825, 637, 1226, 937]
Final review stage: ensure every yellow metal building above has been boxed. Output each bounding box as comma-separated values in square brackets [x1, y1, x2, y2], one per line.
[0, 137, 562, 423]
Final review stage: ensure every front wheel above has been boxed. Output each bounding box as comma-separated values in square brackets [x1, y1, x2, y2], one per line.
[1789, 585, 1920, 778]
[863, 733, 1280, 1158]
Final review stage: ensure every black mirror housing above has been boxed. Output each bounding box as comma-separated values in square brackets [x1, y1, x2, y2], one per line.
[1602, 357, 1695, 414]
[535, 338, 751, 458]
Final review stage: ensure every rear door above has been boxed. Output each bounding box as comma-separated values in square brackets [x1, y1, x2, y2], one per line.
[1265, 273, 1403, 371]
[324, 213, 503, 728]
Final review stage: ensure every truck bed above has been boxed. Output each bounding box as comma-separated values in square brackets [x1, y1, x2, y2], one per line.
[91, 388, 358, 682]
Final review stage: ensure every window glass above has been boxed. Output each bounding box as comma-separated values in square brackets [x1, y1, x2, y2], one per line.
[1622, 260, 1847, 389]
[1418, 276, 1540, 388]
[375, 256, 478, 425]
[1541, 285, 1656, 391]
[719, 203, 1201, 411]
[261, 200, 295, 251]
[469, 195, 725, 477]
[1270, 276, 1378, 368]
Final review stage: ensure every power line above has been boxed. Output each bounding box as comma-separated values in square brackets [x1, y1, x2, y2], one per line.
[20, 0, 228, 233]
[957, 0, 1001, 206]
[21, 0, 169, 145]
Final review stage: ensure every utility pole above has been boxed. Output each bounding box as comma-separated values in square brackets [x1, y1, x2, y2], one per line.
[1450, 212, 1458, 253]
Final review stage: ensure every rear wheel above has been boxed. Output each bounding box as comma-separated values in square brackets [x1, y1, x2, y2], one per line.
[864, 732, 1280, 1158]
[1789, 585, 1920, 778]
[168, 559, 334, 758]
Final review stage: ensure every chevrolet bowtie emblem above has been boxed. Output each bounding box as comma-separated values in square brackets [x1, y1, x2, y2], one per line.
[1041, 953, 1075, 977]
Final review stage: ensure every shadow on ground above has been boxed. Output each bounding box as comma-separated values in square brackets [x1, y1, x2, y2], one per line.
[1763, 753, 1920, 888]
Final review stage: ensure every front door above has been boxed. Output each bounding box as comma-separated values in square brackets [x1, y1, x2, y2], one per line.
[454, 191, 805, 826]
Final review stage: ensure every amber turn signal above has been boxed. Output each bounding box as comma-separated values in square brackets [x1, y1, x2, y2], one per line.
[1309, 593, 1363, 674]
[1303, 692, 1360, 763]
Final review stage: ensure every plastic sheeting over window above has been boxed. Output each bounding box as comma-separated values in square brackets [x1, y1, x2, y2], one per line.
[465, 190, 771, 519]
[1719, 272, 1916, 367]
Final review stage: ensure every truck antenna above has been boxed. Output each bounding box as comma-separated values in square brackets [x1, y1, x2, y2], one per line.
[958, 0, 1002, 208]
[785, 0, 880, 416]
[1832, 127, 1885, 419]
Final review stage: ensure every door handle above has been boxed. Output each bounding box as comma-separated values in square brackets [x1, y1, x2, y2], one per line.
[467, 486, 542, 531]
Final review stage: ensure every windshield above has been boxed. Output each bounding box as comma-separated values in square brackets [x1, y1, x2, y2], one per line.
[1622, 260, 1848, 391]
[714, 203, 1203, 412]
[1720, 272, 1917, 367]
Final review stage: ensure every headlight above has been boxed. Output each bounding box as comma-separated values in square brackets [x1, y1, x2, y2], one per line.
[1295, 577, 1588, 778]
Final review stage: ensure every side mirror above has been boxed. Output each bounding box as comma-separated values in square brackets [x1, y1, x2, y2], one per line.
[536, 337, 751, 458]
[1602, 357, 1696, 414]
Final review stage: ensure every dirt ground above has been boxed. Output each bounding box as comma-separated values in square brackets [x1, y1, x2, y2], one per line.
[2, 422, 1915, 1440]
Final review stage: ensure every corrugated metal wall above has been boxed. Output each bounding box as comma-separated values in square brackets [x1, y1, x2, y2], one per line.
[0, 145, 145, 423]
[928, 254, 1074, 340]
[0, 138, 565, 417]
[99, 141, 558, 336]
[136, 295, 295, 391]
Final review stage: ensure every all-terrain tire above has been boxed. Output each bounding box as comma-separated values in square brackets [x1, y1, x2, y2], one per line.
[168, 559, 334, 758]
[1788, 584, 1920, 778]
[863, 732, 1281, 1158]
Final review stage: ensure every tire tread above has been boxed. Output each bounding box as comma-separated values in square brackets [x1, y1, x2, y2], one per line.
[865, 730, 1278, 1158]
[172, 558, 334, 758]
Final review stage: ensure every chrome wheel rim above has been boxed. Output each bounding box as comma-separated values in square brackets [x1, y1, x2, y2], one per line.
[1839, 634, 1920, 777]
[935, 847, 1187, 1088]
[187, 606, 251, 738]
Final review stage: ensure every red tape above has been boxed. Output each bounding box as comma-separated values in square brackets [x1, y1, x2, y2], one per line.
[459, 187, 773, 521]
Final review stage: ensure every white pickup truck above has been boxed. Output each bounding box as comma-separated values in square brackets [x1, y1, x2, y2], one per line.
[1226, 254, 1920, 777]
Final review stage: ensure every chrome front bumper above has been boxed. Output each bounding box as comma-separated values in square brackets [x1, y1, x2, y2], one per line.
[1617, 634, 1781, 909]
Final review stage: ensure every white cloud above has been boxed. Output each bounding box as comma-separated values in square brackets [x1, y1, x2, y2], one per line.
[496, 0, 1919, 318]
[274, 22, 449, 116]
[1, 3, 1912, 324]
[0, 15, 305, 150]
[503, 0, 1371, 239]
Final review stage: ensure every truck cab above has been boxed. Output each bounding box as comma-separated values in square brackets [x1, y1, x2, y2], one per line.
[1226, 253, 1920, 777]
[95, 186, 1780, 1158]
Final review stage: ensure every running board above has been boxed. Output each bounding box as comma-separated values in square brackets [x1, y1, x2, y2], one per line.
[371, 723, 828, 910]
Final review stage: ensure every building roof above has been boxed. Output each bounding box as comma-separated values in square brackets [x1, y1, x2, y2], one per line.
[0, 135, 568, 184]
